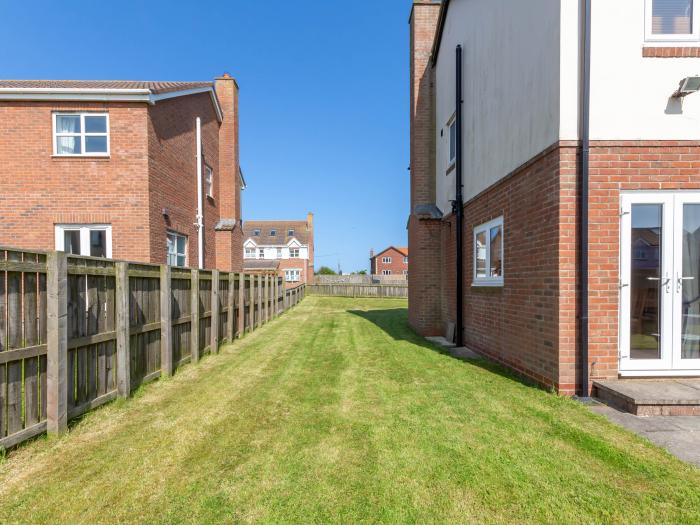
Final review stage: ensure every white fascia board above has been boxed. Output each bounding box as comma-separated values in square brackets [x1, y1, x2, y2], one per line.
[244, 239, 258, 247]
[287, 239, 302, 247]
[0, 86, 224, 122]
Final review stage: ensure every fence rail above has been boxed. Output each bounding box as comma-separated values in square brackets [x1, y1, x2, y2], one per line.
[307, 283, 407, 298]
[0, 247, 305, 450]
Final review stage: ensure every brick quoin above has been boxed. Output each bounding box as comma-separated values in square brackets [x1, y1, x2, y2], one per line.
[0, 80, 244, 271]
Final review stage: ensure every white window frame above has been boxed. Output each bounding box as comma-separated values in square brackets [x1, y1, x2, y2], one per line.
[473, 217, 504, 287]
[245, 247, 256, 259]
[285, 269, 301, 282]
[382, 270, 392, 276]
[166, 231, 187, 267]
[258, 248, 265, 259]
[276, 248, 282, 259]
[290, 248, 300, 258]
[645, 0, 700, 42]
[205, 165, 214, 199]
[53, 112, 110, 157]
[382, 256, 392, 264]
[55, 224, 112, 258]
[448, 114, 457, 166]
[404, 256, 408, 264]
[288, 229, 295, 237]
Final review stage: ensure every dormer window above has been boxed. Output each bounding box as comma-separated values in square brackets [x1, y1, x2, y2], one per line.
[270, 229, 277, 236]
[54, 113, 109, 156]
[254, 229, 261, 236]
[288, 229, 294, 237]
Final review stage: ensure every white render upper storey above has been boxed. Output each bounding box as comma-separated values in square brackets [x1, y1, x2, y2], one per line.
[243, 238, 310, 261]
[434, 0, 700, 215]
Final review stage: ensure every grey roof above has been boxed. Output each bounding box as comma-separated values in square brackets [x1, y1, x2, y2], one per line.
[243, 260, 280, 270]
[0, 79, 213, 94]
[243, 220, 310, 245]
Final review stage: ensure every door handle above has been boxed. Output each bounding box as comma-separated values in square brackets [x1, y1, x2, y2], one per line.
[677, 274, 695, 292]
[648, 275, 671, 292]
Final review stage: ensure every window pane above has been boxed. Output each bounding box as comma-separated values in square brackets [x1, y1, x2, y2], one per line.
[64, 230, 81, 255]
[490, 225, 502, 277]
[475, 231, 487, 278]
[89, 230, 106, 258]
[56, 115, 81, 133]
[84, 115, 107, 133]
[449, 121, 457, 161]
[652, 0, 693, 34]
[56, 136, 81, 155]
[85, 136, 108, 153]
[177, 255, 186, 267]
[177, 235, 186, 254]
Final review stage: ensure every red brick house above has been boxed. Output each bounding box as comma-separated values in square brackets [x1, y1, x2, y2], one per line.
[370, 246, 408, 277]
[0, 75, 245, 271]
[410, 0, 700, 396]
[243, 214, 314, 288]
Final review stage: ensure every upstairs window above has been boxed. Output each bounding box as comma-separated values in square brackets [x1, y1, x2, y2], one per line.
[54, 113, 109, 156]
[270, 229, 277, 236]
[276, 248, 282, 258]
[288, 229, 295, 237]
[258, 248, 265, 259]
[382, 257, 392, 264]
[205, 165, 214, 199]
[646, 0, 699, 40]
[473, 217, 504, 287]
[290, 248, 300, 258]
[404, 256, 409, 264]
[254, 229, 261, 236]
[245, 247, 256, 259]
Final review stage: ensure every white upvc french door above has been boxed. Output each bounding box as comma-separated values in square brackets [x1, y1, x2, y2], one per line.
[620, 192, 700, 375]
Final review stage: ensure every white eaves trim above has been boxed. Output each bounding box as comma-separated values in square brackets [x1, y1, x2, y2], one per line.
[0, 86, 223, 122]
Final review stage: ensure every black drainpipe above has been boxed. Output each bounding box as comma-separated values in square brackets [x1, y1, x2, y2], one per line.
[579, 0, 592, 397]
[455, 45, 464, 348]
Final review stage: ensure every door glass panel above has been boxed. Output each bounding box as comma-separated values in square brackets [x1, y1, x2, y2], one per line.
[630, 204, 663, 359]
[63, 230, 81, 255]
[681, 204, 700, 359]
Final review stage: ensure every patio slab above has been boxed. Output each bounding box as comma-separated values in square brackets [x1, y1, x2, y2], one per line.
[593, 379, 700, 416]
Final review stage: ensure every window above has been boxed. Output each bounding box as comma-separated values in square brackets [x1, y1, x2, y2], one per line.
[473, 217, 504, 286]
[258, 248, 265, 259]
[276, 248, 282, 258]
[382, 257, 392, 264]
[53, 113, 109, 156]
[166, 232, 187, 267]
[403, 270, 408, 276]
[448, 116, 457, 165]
[404, 257, 409, 264]
[205, 165, 214, 199]
[382, 270, 392, 276]
[254, 229, 261, 236]
[290, 248, 300, 258]
[245, 247, 256, 259]
[288, 229, 295, 237]
[285, 269, 301, 282]
[270, 229, 277, 236]
[55, 225, 112, 258]
[646, 0, 699, 40]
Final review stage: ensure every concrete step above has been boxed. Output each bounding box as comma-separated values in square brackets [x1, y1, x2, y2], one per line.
[593, 379, 700, 416]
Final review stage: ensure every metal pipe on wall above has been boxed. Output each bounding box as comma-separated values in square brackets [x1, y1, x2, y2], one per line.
[196, 117, 204, 270]
[455, 44, 464, 348]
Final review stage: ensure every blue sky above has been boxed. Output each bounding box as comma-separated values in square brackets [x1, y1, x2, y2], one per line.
[0, 0, 414, 273]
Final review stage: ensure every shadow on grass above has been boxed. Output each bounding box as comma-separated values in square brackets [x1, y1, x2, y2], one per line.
[348, 307, 546, 393]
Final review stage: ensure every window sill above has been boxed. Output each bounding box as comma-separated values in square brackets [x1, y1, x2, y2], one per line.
[52, 155, 111, 160]
[472, 280, 504, 288]
[446, 162, 456, 175]
[642, 46, 700, 57]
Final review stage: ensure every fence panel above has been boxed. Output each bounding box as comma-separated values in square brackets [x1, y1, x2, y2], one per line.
[306, 284, 407, 298]
[219, 273, 229, 343]
[128, 265, 161, 389]
[199, 272, 212, 355]
[171, 269, 192, 369]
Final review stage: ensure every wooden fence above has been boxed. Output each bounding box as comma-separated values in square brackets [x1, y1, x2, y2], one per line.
[0, 247, 305, 450]
[306, 283, 407, 298]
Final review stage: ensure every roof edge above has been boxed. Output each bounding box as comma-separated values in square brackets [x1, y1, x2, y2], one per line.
[431, 0, 450, 67]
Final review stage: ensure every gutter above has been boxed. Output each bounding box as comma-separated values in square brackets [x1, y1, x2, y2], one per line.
[579, 0, 592, 397]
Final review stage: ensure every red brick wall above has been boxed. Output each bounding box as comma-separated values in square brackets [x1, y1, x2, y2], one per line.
[147, 93, 220, 268]
[408, 1, 442, 337]
[371, 248, 408, 276]
[0, 101, 151, 260]
[278, 257, 310, 289]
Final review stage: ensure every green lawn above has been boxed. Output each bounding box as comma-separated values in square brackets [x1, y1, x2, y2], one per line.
[1, 296, 699, 524]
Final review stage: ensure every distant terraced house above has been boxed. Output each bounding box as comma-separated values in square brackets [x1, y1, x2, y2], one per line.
[243, 213, 314, 287]
[0, 74, 246, 272]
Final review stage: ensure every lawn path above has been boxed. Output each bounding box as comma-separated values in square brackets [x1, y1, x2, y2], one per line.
[0, 297, 699, 524]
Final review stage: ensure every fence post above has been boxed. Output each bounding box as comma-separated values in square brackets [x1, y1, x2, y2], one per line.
[227, 272, 235, 342]
[211, 270, 220, 353]
[46, 251, 68, 435]
[263, 274, 269, 323]
[256, 275, 262, 328]
[238, 273, 245, 337]
[160, 264, 173, 378]
[115, 262, 130, 398]
[248, 274, 254, 333]
[273, 275, 279, 318]
[190, 269, 200, 364]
